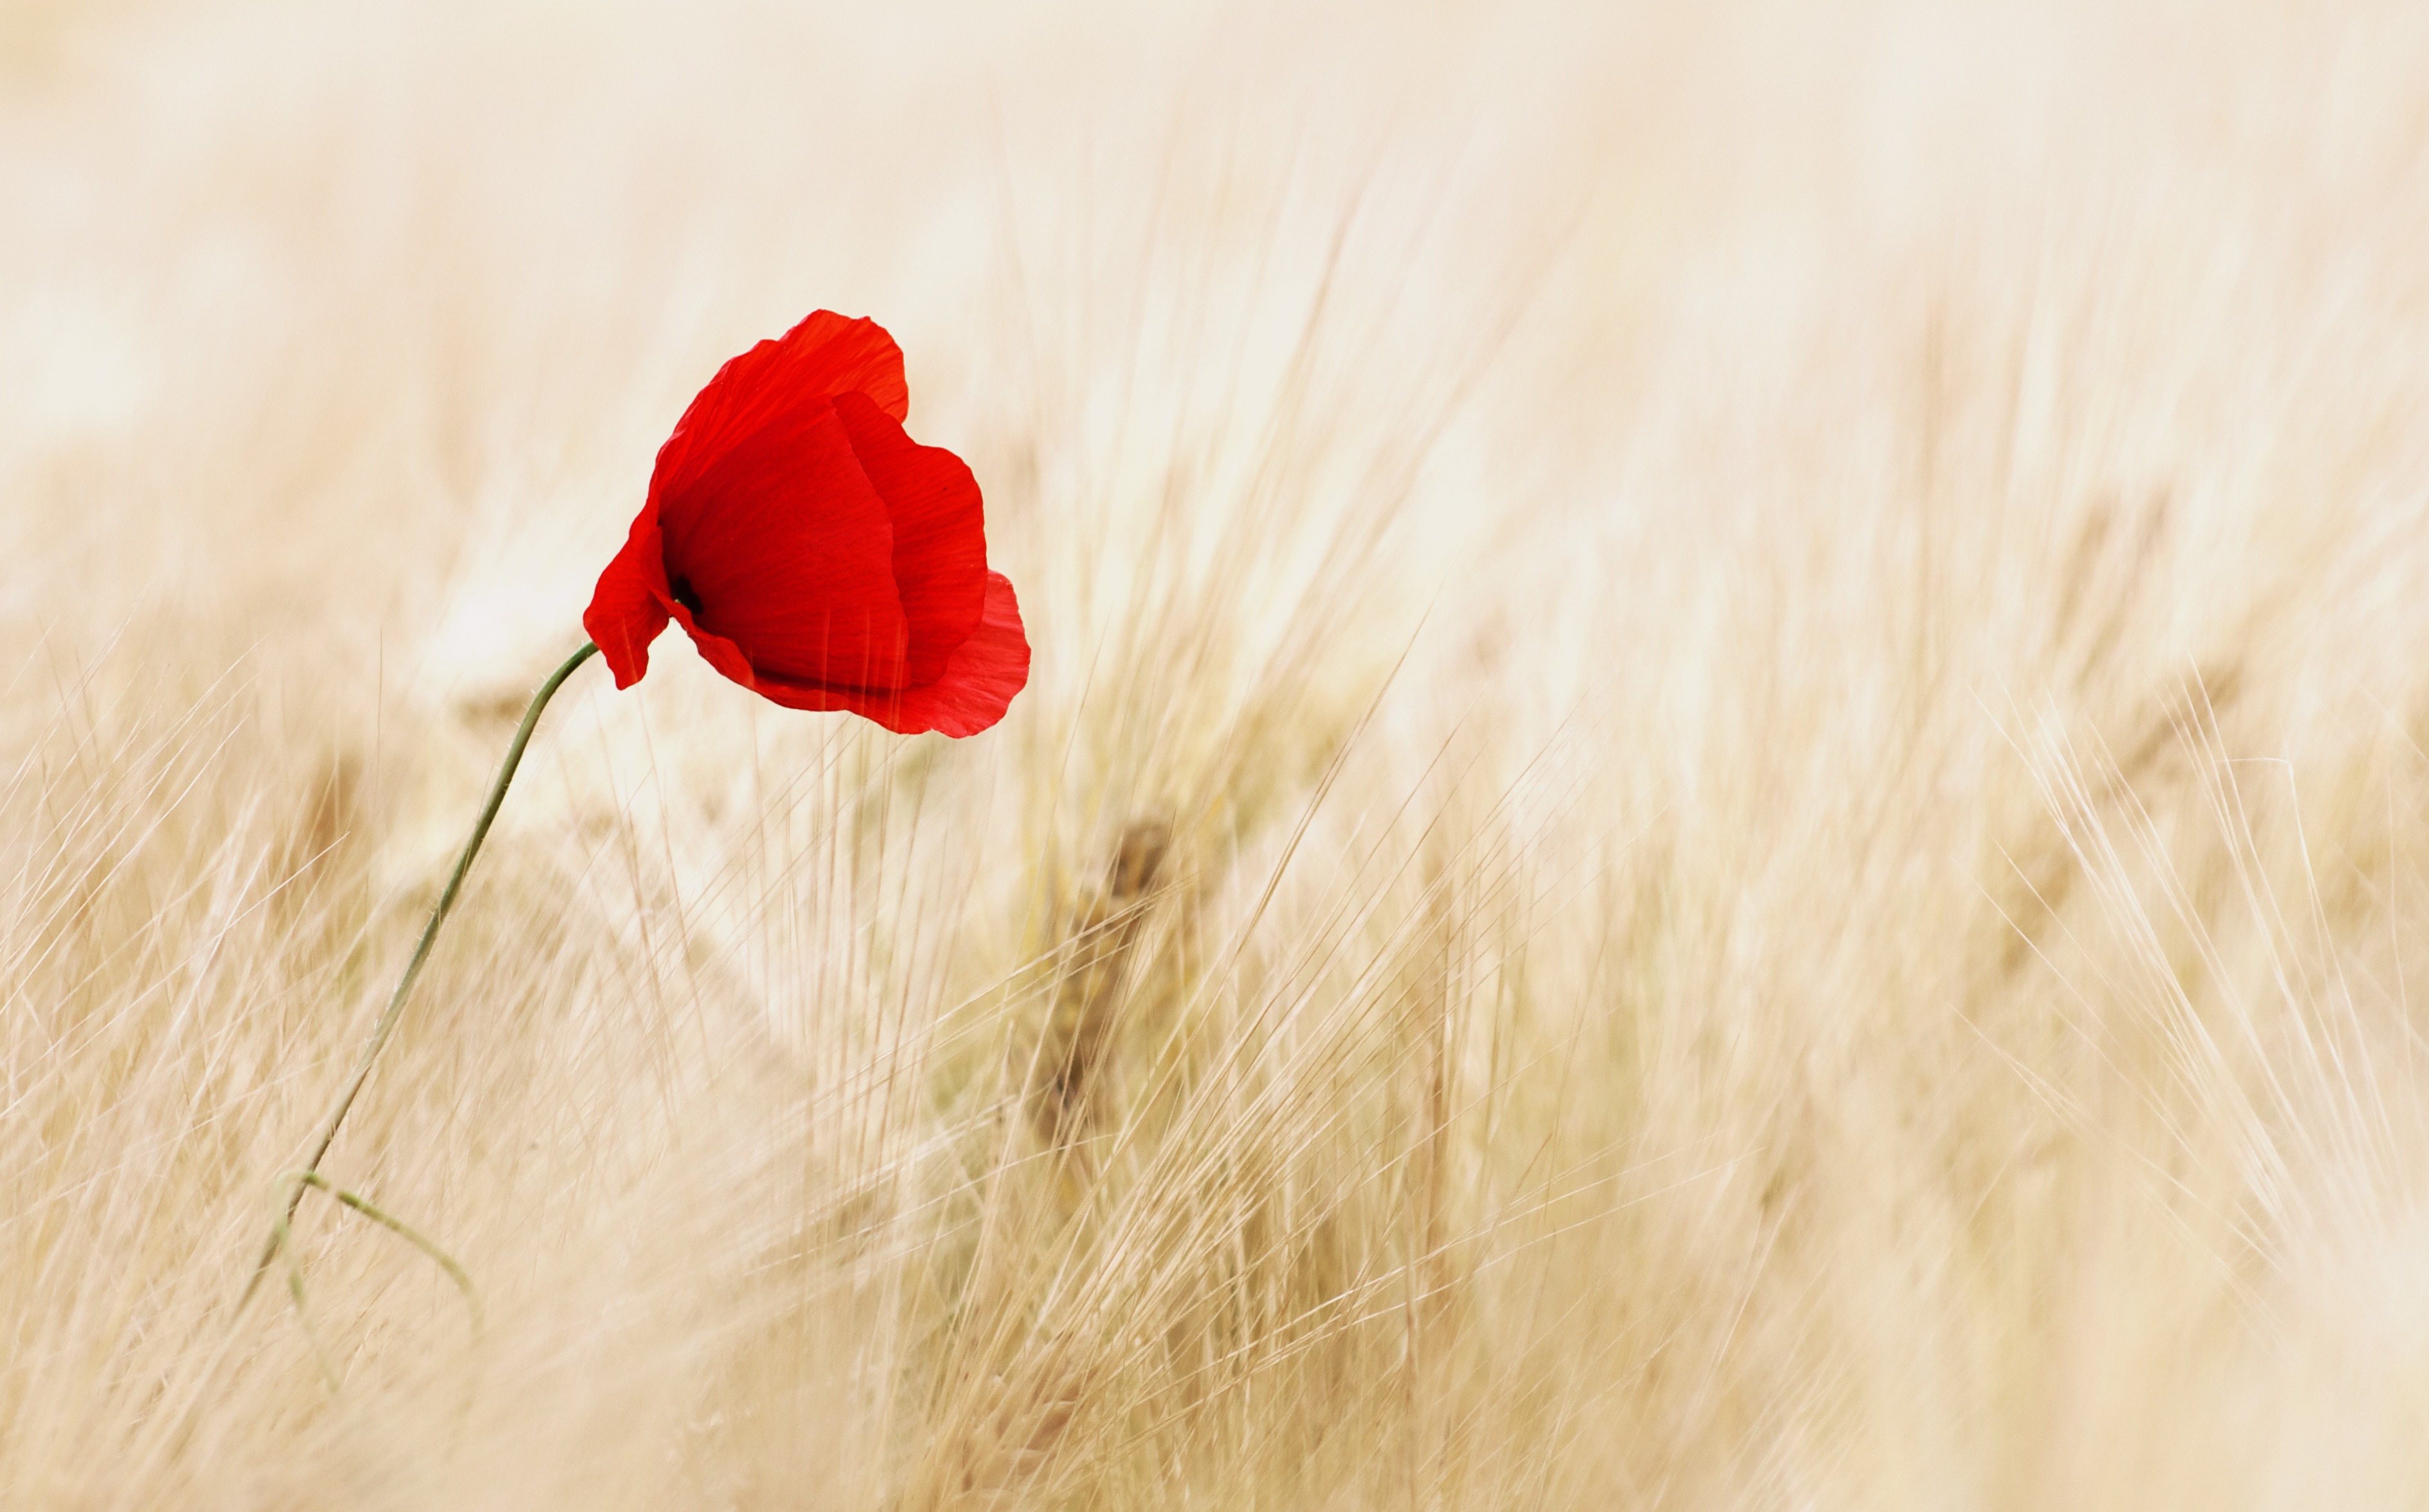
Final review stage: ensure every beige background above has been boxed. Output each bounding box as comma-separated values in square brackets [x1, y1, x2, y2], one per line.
[6, 1, 2429, 1506]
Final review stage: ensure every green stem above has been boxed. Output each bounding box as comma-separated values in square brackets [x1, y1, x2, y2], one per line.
[278, 1169, 485, 1332]
[241, 640, 600, 1309]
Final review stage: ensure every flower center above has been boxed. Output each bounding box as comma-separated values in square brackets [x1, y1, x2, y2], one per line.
[670, 576, 705, 616]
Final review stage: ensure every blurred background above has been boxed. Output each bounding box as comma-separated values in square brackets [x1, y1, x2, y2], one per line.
[7, 1, 2429, 1507]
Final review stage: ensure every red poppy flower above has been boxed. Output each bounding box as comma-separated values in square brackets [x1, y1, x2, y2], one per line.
[583, 311, 1029, 737]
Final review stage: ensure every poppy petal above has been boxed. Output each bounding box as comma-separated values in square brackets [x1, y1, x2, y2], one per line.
[582, 505, 674, 689]
[830, 391, 988, 685]
[650, 311, 910, 503]
[656, 396, 912, 692]
[749, 571, 1029, 737]
[665, 601, 764, 692]
[888, 571, 1030, 737]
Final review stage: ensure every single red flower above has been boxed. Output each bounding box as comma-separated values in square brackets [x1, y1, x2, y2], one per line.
[584, 311, 1030, 737]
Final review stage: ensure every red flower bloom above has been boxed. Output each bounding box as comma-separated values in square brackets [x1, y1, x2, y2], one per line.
[584, 311, 1029, 737]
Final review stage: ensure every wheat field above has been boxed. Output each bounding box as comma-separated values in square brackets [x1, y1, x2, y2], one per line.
[8, 1, 2429, 1506]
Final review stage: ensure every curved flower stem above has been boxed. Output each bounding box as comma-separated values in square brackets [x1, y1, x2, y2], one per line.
[239, 640, 600, 1312]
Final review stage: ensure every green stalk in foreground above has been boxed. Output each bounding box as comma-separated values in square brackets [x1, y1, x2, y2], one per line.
[240, 640, 601, 1313]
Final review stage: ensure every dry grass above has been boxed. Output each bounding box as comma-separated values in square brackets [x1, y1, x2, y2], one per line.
[9, 0, 2429, 1506]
